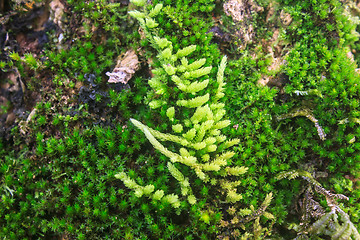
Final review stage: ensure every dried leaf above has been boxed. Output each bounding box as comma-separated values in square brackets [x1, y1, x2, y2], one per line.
[106, 49, 140, 84]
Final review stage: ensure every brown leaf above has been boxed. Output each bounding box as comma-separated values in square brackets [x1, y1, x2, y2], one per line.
[106, 49, 139, 84]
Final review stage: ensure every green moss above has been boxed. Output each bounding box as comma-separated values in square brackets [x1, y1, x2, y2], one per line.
[1, 0, 360, 238]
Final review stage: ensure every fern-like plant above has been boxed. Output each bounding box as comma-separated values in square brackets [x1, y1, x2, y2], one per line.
[115, 0, 249, 208]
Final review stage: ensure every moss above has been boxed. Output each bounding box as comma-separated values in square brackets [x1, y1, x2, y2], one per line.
[1, 0, 360, 238]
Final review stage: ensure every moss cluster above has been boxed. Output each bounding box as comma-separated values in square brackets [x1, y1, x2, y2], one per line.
[1, 0, 360, 239]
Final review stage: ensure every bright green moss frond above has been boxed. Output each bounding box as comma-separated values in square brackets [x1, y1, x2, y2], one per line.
[177, 93, 210, 108]
[176, 45, 197, 58]
[119, 1, 249, 211]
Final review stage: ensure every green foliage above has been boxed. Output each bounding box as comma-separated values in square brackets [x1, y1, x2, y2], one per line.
[114, 1, 281, 238]
[45, 42, 116, 84]
[44, 0, 138, 86]
[223, 52, 294, 227]
[275, 0, 360, 177]
[2, 0, 360, 239]
[119, 0, 252, 210]
[221, 1, 360, 237]
[147, 0, 219, 65]
[0, 123, 166, 239]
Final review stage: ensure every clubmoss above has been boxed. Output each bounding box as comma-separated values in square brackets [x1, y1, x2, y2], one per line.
[1, 0, 360, 239]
